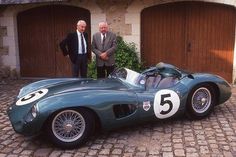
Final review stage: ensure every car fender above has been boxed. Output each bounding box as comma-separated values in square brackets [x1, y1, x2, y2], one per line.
[180, 74, 231, 104]
[35, 89, 138, 131]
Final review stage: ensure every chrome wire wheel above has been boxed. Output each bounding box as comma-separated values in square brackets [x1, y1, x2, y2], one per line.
[52, 110, 86, 143]
[191, 87, 212, 114]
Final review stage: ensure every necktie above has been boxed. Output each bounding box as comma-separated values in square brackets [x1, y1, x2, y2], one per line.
[81, 33, 85, 54]
[102, 33, 106, 49]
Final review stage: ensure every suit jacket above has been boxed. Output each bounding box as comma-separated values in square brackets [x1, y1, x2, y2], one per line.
[92, 31, 117, 66]
[60, 32, 89, 64]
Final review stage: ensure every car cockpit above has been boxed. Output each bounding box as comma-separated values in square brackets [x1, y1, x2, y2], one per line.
[143, 63, 182, 89]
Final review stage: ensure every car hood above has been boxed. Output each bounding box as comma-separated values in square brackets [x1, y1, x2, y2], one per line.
[18, 78, 128, 98]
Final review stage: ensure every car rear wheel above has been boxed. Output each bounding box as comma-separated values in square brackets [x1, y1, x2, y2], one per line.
[186, 84, 216, 119]
[47, 108, 94, 149]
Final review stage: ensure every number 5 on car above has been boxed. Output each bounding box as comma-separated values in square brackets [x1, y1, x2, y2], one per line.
[154, 89, 180, 119]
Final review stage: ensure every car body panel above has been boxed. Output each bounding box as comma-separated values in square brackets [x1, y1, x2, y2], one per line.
[8, 63, 231, 137]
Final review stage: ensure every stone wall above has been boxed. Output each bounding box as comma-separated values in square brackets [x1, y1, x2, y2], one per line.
[95, 0, 133, 36]
[0, 0, 236, 81]
[0, 0, 66, 4]
[0, 7, 11, 79]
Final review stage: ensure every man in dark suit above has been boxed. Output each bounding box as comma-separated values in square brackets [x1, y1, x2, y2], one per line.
[60, 20, 89, 78]
[92, 21, 117, 78]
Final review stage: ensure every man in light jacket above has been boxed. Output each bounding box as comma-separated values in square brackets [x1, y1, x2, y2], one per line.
[92, 21, 117, 78]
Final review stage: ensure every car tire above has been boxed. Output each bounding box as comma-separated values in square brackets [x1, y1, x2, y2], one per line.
[47, 108, 95, 149]
[186, 84, 216, 119]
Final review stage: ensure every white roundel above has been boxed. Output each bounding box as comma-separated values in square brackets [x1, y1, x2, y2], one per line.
[154, 89, 180, 119]
[16, 89, 48, 106]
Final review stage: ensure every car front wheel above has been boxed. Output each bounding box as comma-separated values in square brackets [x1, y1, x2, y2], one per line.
[186, 84, 216, 119]
[47, 108, 94, 149]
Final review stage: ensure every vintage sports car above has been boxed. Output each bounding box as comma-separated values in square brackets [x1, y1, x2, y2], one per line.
[8, 62, 231, 148]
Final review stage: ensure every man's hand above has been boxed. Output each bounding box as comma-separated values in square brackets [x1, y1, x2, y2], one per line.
[100, 52, 108, 60]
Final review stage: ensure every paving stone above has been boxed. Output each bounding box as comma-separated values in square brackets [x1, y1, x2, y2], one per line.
[0, 135, 10, 140]
[172, 139, 182, 143]
[48, 150, 62, 157]
[197, 140, 207, 145]
[106, 138, 117, 144]
[97, 155, 109, 157]
[209, 144, 218, 149]
[135, 152, 147, 157]
[211, 149, 220, 153]
[60, 153, 73, 157]
[113, 143, 124, 149]
[78, 146, 89, 152]
[0, 154, 6, 157]
[137, 146, 146, 152]
[199, 146, 210, 154]
[111, 149, 122, 155]
[162, 152, 173, 157]
[122, 153, 133, 157]
[0, 80, 236, 157]
[20, 150, 33, 155]
[185, 147, 197, 153]
[98, 148, 110, 155]
[173, 143, 183, 149]
[103, 144, 113, 149]
[174, 149, 185, 156]
[109, 155, 119, 157]
[33, 148, 52, 157]
[12, 148, 23, 154]
[1, 140, 12, 146]
[186, 153, 199, 157]
[161, 146, 172, 152]
[124, 146, 135, 153]
[90, 144, 102, 149]
[88, 149, 98, 156]
[149, 149, 159, 155]
[7, 155, 18, 157]
[1, 147, 14, 153]
[185, 141, 196, 147]
[185, 137, 195, 142]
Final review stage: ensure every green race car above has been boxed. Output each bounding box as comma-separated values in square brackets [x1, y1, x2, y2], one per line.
[7, 62, 231, 148]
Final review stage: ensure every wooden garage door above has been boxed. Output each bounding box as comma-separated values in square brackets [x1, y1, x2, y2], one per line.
[141, 2, 235, 82]
[17, 5, 91, 77]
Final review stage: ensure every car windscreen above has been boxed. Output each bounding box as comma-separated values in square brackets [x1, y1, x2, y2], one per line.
[110, 68, 145, 87]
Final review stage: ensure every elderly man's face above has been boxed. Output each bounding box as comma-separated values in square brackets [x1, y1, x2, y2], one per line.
[99, 23, 108, 34]
[77, 22, 86, 32]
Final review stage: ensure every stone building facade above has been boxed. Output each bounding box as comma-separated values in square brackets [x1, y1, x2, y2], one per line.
[0, 0, 236, 82]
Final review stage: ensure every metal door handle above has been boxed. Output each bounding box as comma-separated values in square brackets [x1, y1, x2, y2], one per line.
[187, 42, 191, 52]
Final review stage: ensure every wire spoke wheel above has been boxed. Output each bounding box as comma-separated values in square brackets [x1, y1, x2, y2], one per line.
[52, 110, 85, 143]
[186, 84, 216, 119]
[191, 87, 212, 114]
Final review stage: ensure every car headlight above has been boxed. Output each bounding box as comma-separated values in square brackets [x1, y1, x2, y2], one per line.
[31, 104, 38, 118]
[24, 104, 38, 122]
[18, 88, 25, 98]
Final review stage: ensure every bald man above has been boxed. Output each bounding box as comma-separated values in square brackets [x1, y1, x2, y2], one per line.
[92, 22, 117, 78]
[60, 20, 89, 78]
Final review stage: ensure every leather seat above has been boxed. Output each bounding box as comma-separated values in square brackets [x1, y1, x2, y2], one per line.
[158, 77, 179, 88]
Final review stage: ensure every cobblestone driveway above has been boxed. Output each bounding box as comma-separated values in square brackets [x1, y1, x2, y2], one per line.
[0, 79, 236, 157]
